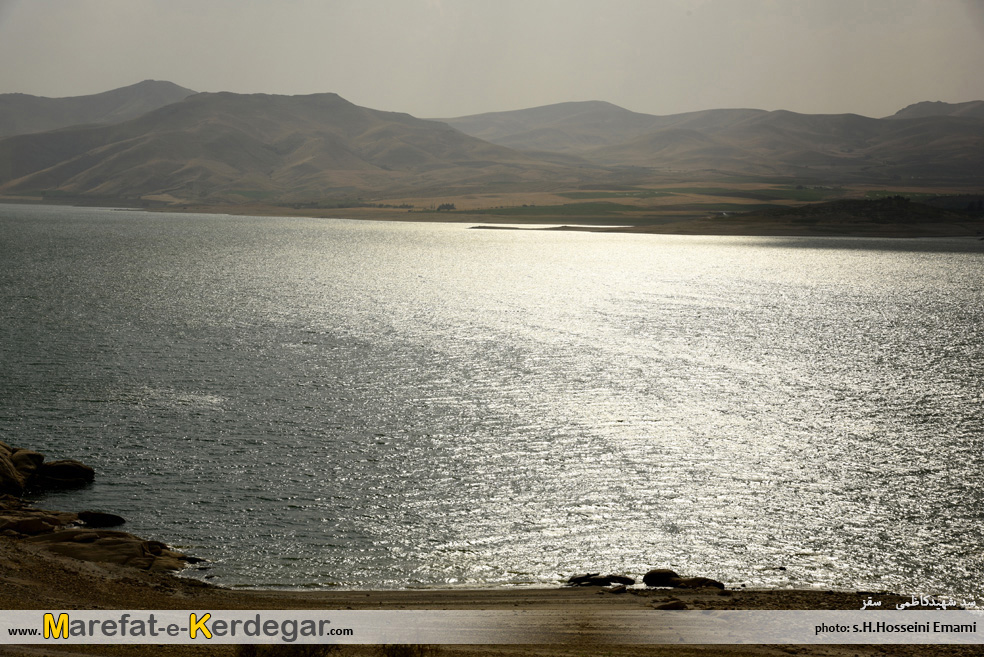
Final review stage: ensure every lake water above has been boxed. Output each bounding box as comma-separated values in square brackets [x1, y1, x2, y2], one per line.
[1, 203, 982, 597]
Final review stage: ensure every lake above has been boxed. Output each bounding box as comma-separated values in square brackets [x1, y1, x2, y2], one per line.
[1, 203, 982, 597]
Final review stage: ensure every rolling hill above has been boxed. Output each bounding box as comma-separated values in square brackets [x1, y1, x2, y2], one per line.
[444, 102, 984, 184]
[885, 100, 984, 120]
[438, 101, 766, 154]
[590, 110, 984, 182]
[0, 91, 600, 203]
[0, 83, 981, 207]
[0, 80, 196, 138]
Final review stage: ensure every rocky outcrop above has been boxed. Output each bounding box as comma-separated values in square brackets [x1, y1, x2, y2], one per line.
[643, 568, 725, 590]
[34, 459, 96, 489]
[0, 496, 77, 535]
[25, 529, 195, 572]
[0, 441, 94, 494]
[0, 456, 24, 496]
[1, 495, 199, 572]
[565, 568, 725, 589]
[0, 443, 200, 573]
[77, 510, 126, 528]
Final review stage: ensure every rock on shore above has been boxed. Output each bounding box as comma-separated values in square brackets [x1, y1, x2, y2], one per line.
[643, 568, 725, 589]
[566, 569, 726, 590]
[0, 440, 94, 494]
[0, 441, 199, 573]
[567, 573, 636, 587]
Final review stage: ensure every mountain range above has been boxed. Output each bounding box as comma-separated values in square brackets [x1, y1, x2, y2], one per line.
[0, 86, 595, 203]
[0, 81, 980, 205]
[440, 102, 984, 183]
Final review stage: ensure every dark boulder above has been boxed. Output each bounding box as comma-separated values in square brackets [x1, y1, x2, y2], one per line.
[643, 568, 681, 587]
[10, 449, 44, 478]
[1, 445, 96, 493]
[643, 568, 725, 589]
[567, 573, 636, 587]
[78, 510, 126, 528]
[33, 459, 95, 489]
[0, 456, 25, 495]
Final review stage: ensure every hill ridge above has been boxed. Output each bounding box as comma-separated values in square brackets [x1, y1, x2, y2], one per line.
[0, 90, 593, 203]
[886, 100, 984, 120]
[0, 80, 196, 138]
[0, 86, 981, 205]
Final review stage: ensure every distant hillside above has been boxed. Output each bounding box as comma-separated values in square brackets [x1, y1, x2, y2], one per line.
[439, 101, 766, 153]
[885, 100, 984, 120]
[1, 88, 981, 206]
[0, 91, 593, 203]
[586, 109, 984, 183]
[440, 101, 667, 152]
[442, 101, 984, 184]
[0, 80, 196, 138]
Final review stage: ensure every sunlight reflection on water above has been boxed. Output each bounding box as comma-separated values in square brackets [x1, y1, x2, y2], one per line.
[1, 204, 982, 596]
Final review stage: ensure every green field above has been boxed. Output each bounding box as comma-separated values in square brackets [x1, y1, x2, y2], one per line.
[470, 202, 641, 216]
[657, 187, 843, 202]
[556, 190, 672, 200]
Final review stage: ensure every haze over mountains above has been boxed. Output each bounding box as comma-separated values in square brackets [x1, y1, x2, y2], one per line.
[886, 100, 984, 120]
[441, 102, 984, 183]
[0, 81, 980, 205]
[0, 80, 195, 139]
[0, 87, 594, 203]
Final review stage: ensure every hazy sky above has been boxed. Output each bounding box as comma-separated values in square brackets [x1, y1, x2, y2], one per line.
[1, 0, 982, 118]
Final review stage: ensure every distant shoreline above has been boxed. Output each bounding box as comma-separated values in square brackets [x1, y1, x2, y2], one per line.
[4, 196, 983, 239]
